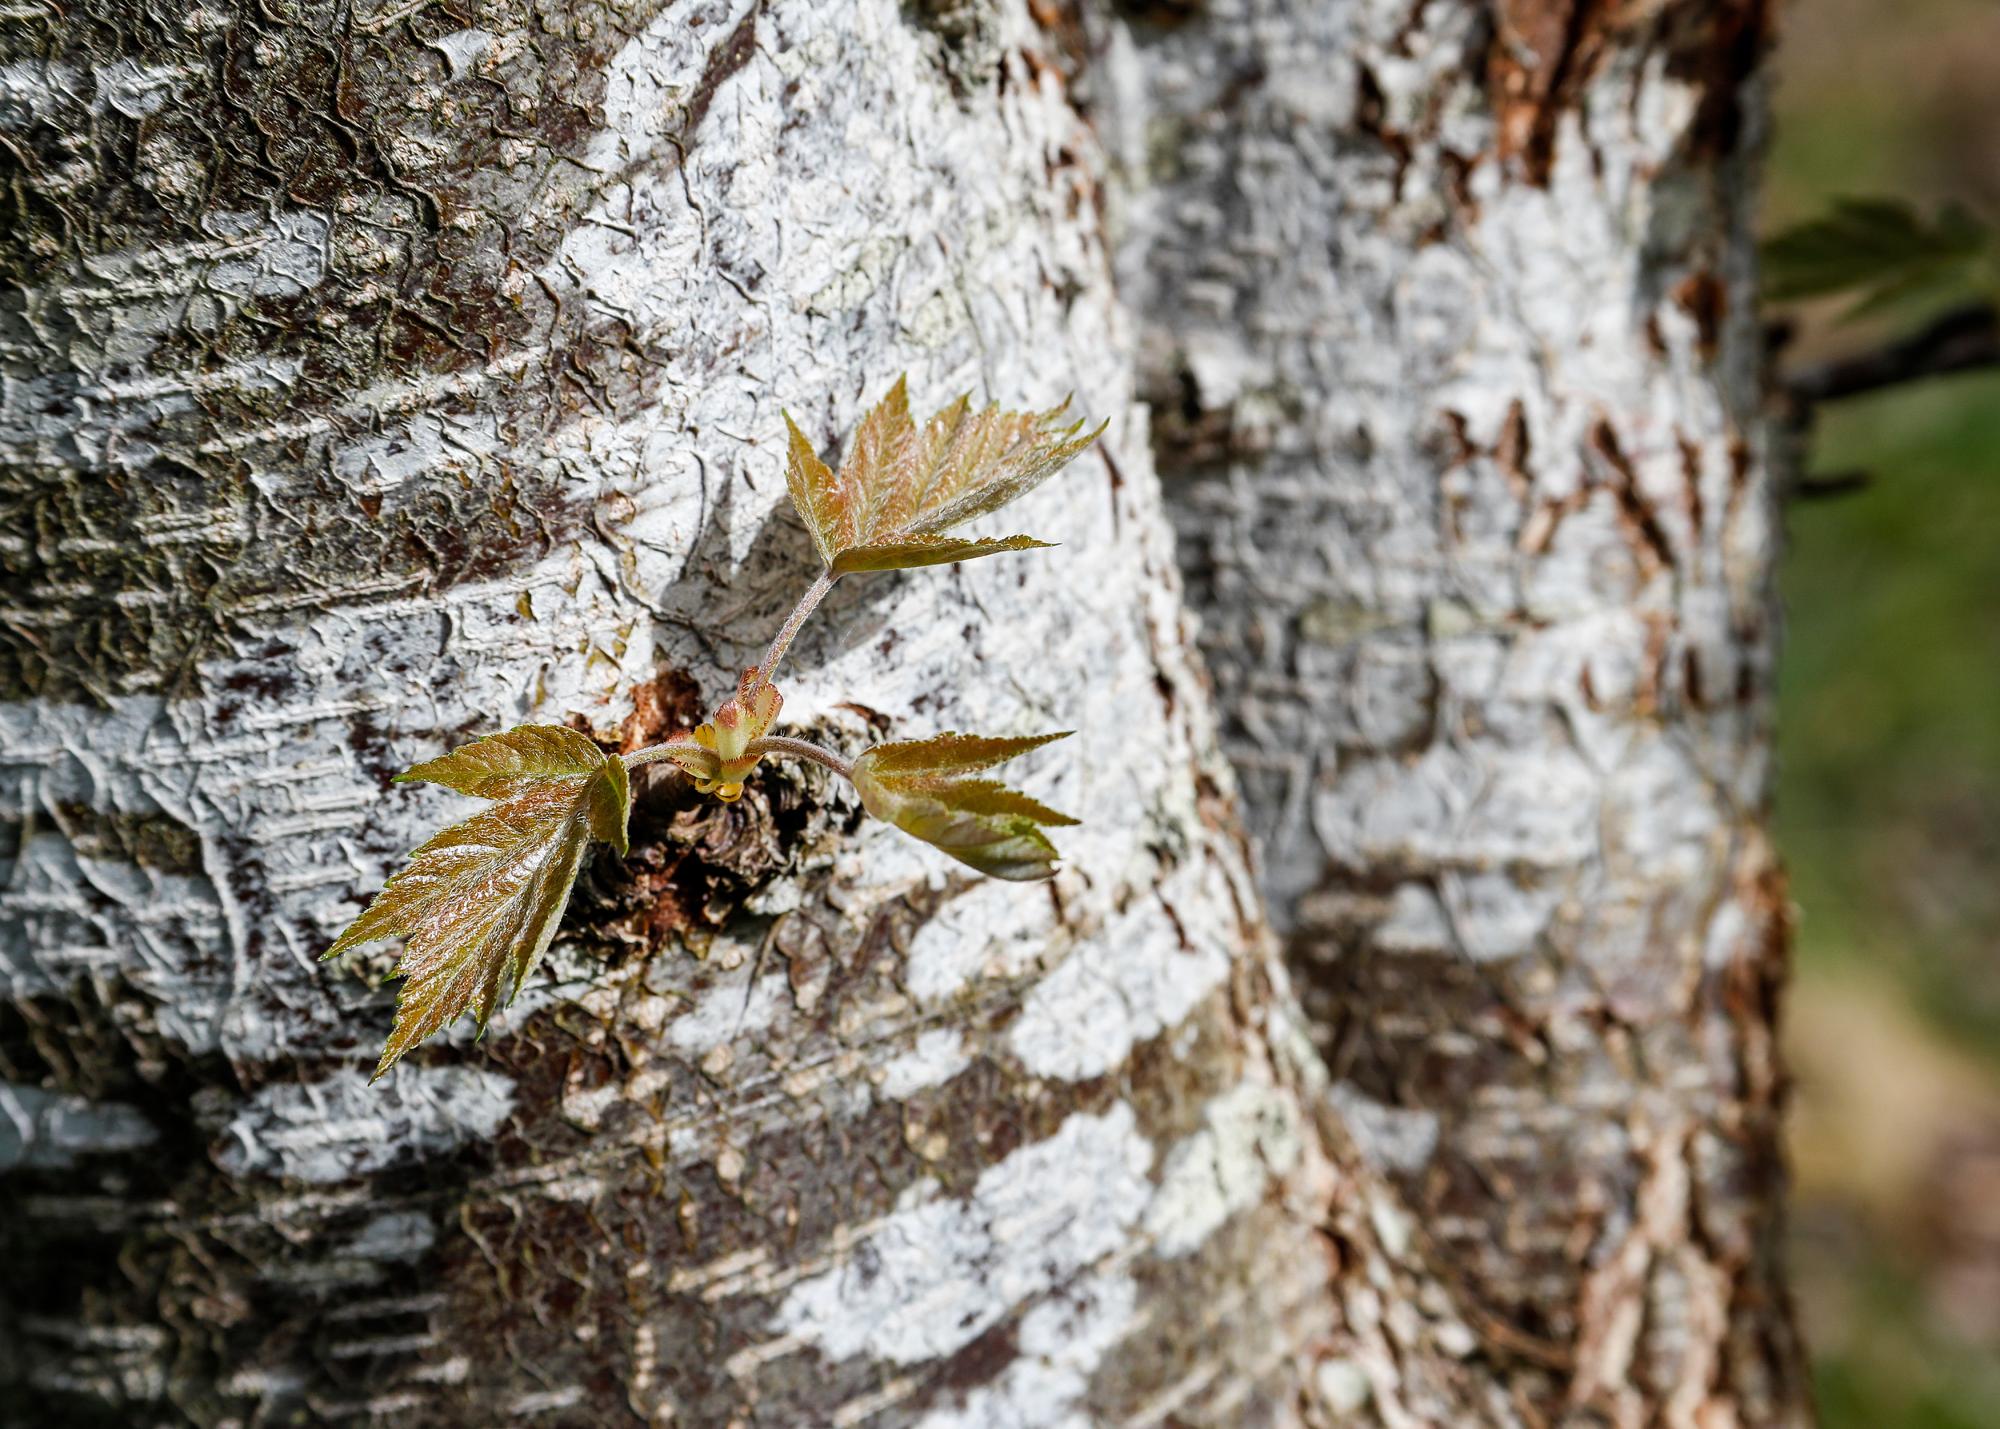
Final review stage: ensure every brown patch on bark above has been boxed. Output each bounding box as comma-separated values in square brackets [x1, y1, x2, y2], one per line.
[1667, 0, 1777, 161]
[1145, 360, 1301, 472]
[619, 667, 707, 753]
[1487, 0, 1775, 181]
[1678, 432, 1706, 535]
[1355, 61, 1415, 194]
[1589, 418, 1676, 576]
[1025, 1, 1094, 84]
[1495, 399, 1535, 501]
[1109, 0, 1207, 24]
[1487, 0, 1620, 182]
[685, 4, 764, 138]
[1438, 409, 1479, 468]
[1673, 270, 1728, 359]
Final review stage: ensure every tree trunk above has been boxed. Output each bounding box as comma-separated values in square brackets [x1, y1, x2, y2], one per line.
[1115, 0, 1812, 1423]
[0, 3, 1343, 1423]
[0, 0, 1815, 1423]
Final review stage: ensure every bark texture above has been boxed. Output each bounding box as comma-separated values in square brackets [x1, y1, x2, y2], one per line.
[0, 2, 1344, 1423]
[1113, 0, 1811, 1423]
[0, 0, 1816, 1422]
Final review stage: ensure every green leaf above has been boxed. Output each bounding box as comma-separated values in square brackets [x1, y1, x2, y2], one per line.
[783, 376, 1102, 572]
[784, 417, 842, 567]
[325, 726, 631, 1079]
[1764, 197, 1991, 316]
[830, 534, 1054, 575]
[851, 731, 1077, 881]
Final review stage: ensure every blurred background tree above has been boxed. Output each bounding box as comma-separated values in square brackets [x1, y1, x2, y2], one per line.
[1768, 0, 2000, 1423]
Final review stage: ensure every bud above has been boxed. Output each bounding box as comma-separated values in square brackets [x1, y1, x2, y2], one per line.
[689, 673, 783, 802]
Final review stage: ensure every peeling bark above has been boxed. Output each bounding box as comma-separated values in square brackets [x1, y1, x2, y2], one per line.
[1113, 0, 1810, 1423]
[0, 3, 1343, 1422]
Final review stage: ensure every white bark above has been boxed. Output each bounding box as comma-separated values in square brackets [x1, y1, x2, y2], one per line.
[1112, 0, 1810, 1422]
[0, 0, 1815, 1422]
[0, 3, 1340, 1422]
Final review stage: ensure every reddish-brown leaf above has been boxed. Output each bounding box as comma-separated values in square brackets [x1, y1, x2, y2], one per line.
[325, 726, 630, 1078]
[783, 377, 1101, 573]
[851, 732, 1075, 881]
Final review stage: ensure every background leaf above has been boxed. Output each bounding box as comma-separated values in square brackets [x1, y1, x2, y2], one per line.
[1764, 197, 1993, 316]
[326, 726, 630, 1077]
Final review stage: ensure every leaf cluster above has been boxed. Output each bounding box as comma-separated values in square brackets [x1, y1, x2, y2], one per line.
[327, 380, 1100, 1074]
[852, 732, 1079, 881]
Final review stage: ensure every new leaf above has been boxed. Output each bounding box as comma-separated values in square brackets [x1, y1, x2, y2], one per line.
[324, 726, 631, 1079]
[851, 731, 1078, 881]
[784, 376, 1103, 573]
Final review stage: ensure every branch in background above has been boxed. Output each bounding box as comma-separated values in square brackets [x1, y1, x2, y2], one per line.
[1786, 301, 2000, 403]
[1787, 469, 1873, 501]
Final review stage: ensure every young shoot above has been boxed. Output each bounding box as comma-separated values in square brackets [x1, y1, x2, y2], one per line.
[326, 377, 1104, 1077]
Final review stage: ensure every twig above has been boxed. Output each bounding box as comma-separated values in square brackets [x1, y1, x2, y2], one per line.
[623, 738, 710, 771]
[1788, 469, 1873, 501]
[621, 733, 855, 783]
[752, 568, 836, 689]
[1785, 301, 2000, 403]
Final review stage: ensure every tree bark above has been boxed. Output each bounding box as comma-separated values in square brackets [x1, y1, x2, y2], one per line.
[1113, 0, 1812, 1423]
[0, 3, 1343, 1423]
[0, 0, 1815, 1423]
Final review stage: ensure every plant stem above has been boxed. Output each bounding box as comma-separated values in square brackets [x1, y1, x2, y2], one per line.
[622, 738, 709, 771]
[620, 734, 854, 782]
[752, 568, 837, 688]
[622, 570, 850, 783]
[746, 735, 854, 781]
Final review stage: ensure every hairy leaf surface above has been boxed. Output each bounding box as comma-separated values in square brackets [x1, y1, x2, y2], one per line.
[852, 731, 1077, 880]
[397, 725, 626, 808]
[325, 726, 630, 1078]
[784, 376, 1102, 571]
[830, 534, 1053, 576]
[856, 730, 1071, 777]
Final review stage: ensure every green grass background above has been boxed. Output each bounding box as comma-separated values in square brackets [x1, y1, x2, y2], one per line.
[1768, 0, 2000, 1422]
